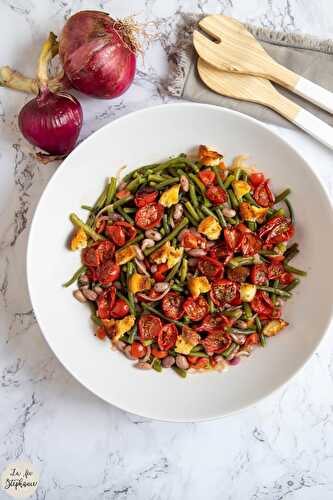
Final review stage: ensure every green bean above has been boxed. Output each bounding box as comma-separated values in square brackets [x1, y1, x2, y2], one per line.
[275, 188, 291, 204]
[188, 173, 205, 193]
[215, 207, 227, 228]
[243, 303, 252, 320]
[271, 279, 279, 306]
[208, 296, 216, 313]
[283, 278, 300, 292]
[144, 218, 189, 256]
[284, 198, 295, 224]
[154, 177, 180, 190]
[247, 221, 257, 232]
[106, 176, 117, 204]
[226, 327, 257, 335]
[152, 358, 162, 372]
[160, 227, 165, 236]
[189, 182, 199, 207]
[163, 214, 170, 234]
[172, 238, 178, 247]
[185, 201, 200, 221]
[255, 316, 262, 333]
[142, 303, 184, 328]
[166, 257, 182, 281]
[63, 265, 87, 288]
[112, 195, 134, 209]
[121, 233, 144, 250]
[227, 256, 255, 268]
[267, 207, 285, 220]
[182, 315, 190, 323]
[148, 174, 166, 182]
[120, 269, 126, 288]
[187, 352, 209, 358]
[211, 166, 227, 192]
[223, 308, 243, 320]
[180, 256, 188, 283]
[172, 366, 187, 378]
[226, 217, 237, 225]
[116, 206, 134, 225]
[190, 345, 205, 353]
[116, 290, 135, 316]
[201, 205, 217, 219]
[123, 207, 137, 213]
[127, 325, 137, 344]
[91, 314, 104, 327]
[81, 205, 94, 211]
[244, 193, 260, 207]
[70, 213, 105, 241]
[234, 168, 241, 180]
[259, 250, 279, 257]
[224, 175, 235, 189]
[95, 183, 109, 210]
[228, 189, 239, 209]
[283, 264, 307, 276]
[171, 284, 184, 292]
[126, 176, 145, 193]
[142, 339, 154, 346]
[222, 343, 237, 358]
[260, 333, 266, 347]
[183, 208, 198, 227]
[257, 285, 291, 298]
[241, 171, 248, 182]
[285, 243, 298, 258]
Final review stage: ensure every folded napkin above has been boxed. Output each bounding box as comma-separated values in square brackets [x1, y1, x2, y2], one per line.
[168, 13, 333, 128]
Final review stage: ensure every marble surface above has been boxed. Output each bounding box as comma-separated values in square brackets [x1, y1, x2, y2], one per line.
[1, 0, 333, 499]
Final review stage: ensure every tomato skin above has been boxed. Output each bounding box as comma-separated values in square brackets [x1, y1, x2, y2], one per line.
[236, 222, 252, 234]
[258, 216, 294, 245]
[131, 342, 147, 358]
[162, 292, 184, 320]
[245, 333, 259, 346]
[209, 242, 232, 262]
[198, 169, 216, 186]
[196, 313, 231, 333]
[250, 263, 268, 285]
[152, 263, 169, 282]
[95, 218, 106, 234]
[279, 272, 294, 285]
[96, 327, 106, 340]
[198, 257, 224, 280]
[134, 188, 158, 208]
[97, 295, 109, 319]
[251, 291, 280, 319]
[136, 289, 161, 302]
[210, 279, 237, 306]
[267, 262, 284, 280]
[181, 230, 207, 250]
[240, 233, 262, 256]
[116, 189, 131, 199]
[151, 347, 168, 359]
[203, 332, 232, 354]
[98, 260, 120, 285]
[158, 323, 178, 350]
[183, 296, 209, 322]
[253, 180, 274, 207]
[82, 246, 100, 267]
[193, 357, 209, 369]
[249, 172, 264, 187]
[224, 228, 242, 252]
[138, 314, 163, 340]
[206, 185, 228, 204]
[110, 299, 129, 319]
[96, 240, 115, 263]
[105, 225, 126, 246]
[135, 202, 164, 229]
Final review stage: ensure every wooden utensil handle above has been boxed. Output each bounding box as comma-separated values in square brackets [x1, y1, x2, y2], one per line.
[271, 64, 333, 115]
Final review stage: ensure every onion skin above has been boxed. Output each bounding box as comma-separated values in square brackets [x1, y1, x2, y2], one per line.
[18, 89, 83, 155]
[59, 11, 136, 99]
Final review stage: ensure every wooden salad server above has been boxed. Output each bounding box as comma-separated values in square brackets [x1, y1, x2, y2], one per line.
[193, 15, 333, 115]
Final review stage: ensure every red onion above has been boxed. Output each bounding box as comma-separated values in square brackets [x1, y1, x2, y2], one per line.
[59, 11, 136, 99]
[18, 33, 82, 156]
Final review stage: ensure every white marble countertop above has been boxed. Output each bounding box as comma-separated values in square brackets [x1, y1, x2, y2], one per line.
[1, 1, 333, 499]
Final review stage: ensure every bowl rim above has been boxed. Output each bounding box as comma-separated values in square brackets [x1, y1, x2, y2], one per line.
[26, 102, 333, 422]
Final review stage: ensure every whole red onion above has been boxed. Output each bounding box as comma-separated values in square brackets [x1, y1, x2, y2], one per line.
[59, 11, 136, 99]
[19, 89, 82, 155]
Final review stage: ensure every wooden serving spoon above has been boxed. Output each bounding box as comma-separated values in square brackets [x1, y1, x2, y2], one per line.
[193, 15, 333, 115]
[197, 57, 333, 150]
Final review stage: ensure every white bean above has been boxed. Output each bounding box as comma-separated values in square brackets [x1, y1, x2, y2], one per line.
[134, 245, 144, 261]
[222, 207, 236, 218]
[135, 362, 151, 370]
[173, 203, 183, 221]
[141, 238, 155, 251]
[73, 289, 87, 303]
[145, 229, 162, 241]
[154, 282, 169, 293]
[180, 175, 189, 192]
[187, 248, 207, 257]
[124, 345, 136, 360]
[176, 355, 189, 370]
[80, 287, 97, 301]
[150, 265, 158, 273]
[109, 212, 124, 222]
[162, 356, 175, 368]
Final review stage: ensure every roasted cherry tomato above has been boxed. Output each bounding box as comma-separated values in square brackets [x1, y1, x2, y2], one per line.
[206, 185, 228, 205]
[82, 246, 100, 267]
[105, 224, 126, 246]
[130, 342, 147, 358]
[267, 261, 284, 280]
[158, 323, 178, 350]
[236, 222, 252, 234]
[181, 230, 206, 250]
[192, 357, 209, 369]
[134, 187, 159, 208]
[202, 332, 232, 354]
[250, 263, 268, 285]
[110, 299, 129, 318]
[183, 296, 209, 322]
[249, 172, 265, 187]
[251, 292, 274, 319]
[198, 256, 224, 280]
[135, 202, 164, 229]
[138, 314, 162, 340]
[136, 289, 161, 302]
[96, 327, 106, 340]
[224, 228, 242, 252]
[95, 218, 106, 234]
[240, 233, 262, 256]
[98, 260, 120, 285]
[97, 287, 116, 320]
[279, 272, 294, 285]
[209, 242, 232, 261]
[196, 313, 231, 333]
[227, 266, 250, 283]
[258, 216, 295, 244]
[245, 333, 259, 346]
[152, 263, 169, 282]
[230, 287, 242, 306]
[210, 279, 237, 307]
[162, 292, 184, 320]
[253, 180, 275, 207]
[96, 240, 115, 262]
[151, 347, 168, 359]
[198, 169, 216, 186]
[116, 189, 131, 199]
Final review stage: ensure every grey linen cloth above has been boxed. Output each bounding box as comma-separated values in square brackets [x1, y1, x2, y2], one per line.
[168, 14, 333, 128]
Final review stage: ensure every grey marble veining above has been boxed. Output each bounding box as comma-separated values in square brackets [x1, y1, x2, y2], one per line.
[0, 1, 333, 499]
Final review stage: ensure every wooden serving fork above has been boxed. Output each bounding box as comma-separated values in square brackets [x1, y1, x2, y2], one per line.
[193, 15, 333, 115]
[197, 58, 333, 150]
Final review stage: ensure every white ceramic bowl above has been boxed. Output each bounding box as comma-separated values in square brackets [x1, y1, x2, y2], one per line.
[27, 103, 333, 422]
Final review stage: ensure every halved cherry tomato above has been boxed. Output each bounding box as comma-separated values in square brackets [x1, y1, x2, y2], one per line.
[210, 279, 237, 306]
[116, 189, 131, 199]
[152, 263, 169, 282]
[198, 169, 216, 186]
[250, 263, 268, 285]
[162, 292, 184, 320]
[183, 296, 209, 322]
[249, 172, 264, 187]
[134, 187, 159, 208]
[236, 222, 252, 234]
[98, 260, 120, 285]
[135, 202, 164, 229]
[251, 291, 275, 319]
[114, 221, 137, 240]
[230, 287, 242, 306]
[206, 185, 228, 205]
[279, 272, 294, 285]
[267, 262, 284, 280]
[202, 332, 232, 354]
[181, 230, 207, 250]
[110, 299, 129, 319]
[158, 323, 178, 350]
[138, 314, 162, 340]
[192, 357, 209, 369]
[82, 246, 100, 267]
[196, 313, 231, 333]
[253, 180, 275, 207]
[227, 266, 250, 283]
[245, 333, 259, 346]
[95, 218, 106, 234]
[241, 233, 262, 256]
[96, 240, 115, 263]
[151, 347, 168, 359]
[261, 291, 274, 308]
[267, 254, 285, 263]
[96, 327, 106, 340]
[136, 289, 161, 302]
[224, 228, 242, 252]
[106, 224, 126, 246]
[198, 257, 224, 280]
[258, 215, 294, 244]
[187, 355, 199, 365]
[97, 287, 116, 320]
[130, 342, 147, 358]
[209, 242, 232, 262]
